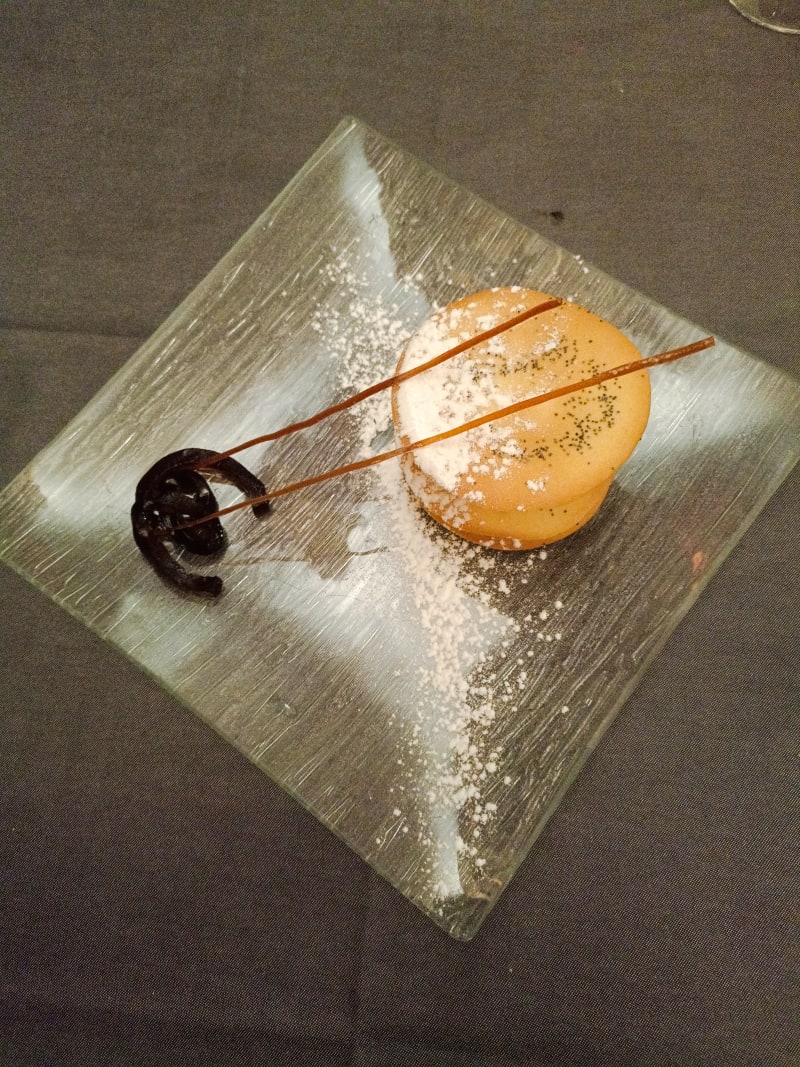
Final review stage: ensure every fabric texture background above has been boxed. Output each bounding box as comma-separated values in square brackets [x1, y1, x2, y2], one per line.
[1, 3, 798, 1065]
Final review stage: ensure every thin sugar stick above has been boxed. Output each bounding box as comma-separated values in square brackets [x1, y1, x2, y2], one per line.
[199, 296, 563, 466]
[178, 335, 714, 530]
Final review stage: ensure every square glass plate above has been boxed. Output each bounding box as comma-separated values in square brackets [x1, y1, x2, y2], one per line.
[1, 117, 798, 940]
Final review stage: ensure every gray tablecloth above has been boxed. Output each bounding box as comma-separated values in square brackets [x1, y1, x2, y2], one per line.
[2, 3, 798, 1065]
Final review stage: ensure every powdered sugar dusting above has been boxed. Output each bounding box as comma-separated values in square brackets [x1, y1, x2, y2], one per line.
[394, 307, 521, 492]
[308, 254, 571, 905]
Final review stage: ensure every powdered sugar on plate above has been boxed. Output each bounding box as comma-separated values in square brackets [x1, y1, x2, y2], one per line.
[306, 255, 569, 904]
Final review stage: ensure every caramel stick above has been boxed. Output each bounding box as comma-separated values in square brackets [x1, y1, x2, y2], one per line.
[199, 297, 563, 466]
[177, 335, 714, 530]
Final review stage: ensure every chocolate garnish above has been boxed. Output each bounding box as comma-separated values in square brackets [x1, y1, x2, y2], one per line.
[131, 448, 269, 596]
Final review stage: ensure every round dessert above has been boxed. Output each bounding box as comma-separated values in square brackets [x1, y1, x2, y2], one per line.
[391, 287, 651, 550]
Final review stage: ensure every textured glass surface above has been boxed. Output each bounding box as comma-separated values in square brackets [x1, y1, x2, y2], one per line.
[728, 0, 800, 33]
[1, 117, 799, 939]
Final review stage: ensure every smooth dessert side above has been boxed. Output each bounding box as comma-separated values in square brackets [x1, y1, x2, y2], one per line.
[391, 287, 651, 550]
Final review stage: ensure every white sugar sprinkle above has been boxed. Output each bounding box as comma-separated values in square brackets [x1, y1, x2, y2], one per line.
[317, 257, 576, 905]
